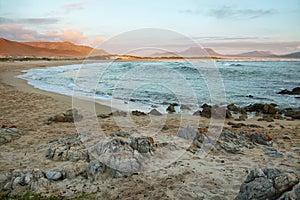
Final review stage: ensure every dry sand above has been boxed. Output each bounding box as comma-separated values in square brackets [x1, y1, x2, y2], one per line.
[0, 60, 299, 199]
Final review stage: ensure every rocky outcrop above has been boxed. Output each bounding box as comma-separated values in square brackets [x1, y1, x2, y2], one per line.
[283, 109, 300, 119]
[0, 125, 24, 145]
[236, 168, 299, 200]
[45, 136, 90, 162]
[243, 103, 279, 115]
[278, 87, 300, 95]
[45, 109, 83, 124]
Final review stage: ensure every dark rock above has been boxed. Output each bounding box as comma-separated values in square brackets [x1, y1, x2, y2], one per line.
[110, 110, 127, 117]
[278, 182, 300, 199]
[97, 114, 110, 118]
[246, 132, 272, 145]
[262, 104, 278, 115]
[278, 87, 300, 95]
[200, 104, 212, 118]
[148, 109, 162, 116]
[166, 104, 176, 113]
[131, 110, 146, 116]
[236, 168, 299, 200]
[226, 110, 232, 119]
[244, 103, 279, 114]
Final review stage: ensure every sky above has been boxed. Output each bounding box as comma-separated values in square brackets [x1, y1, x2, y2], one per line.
[0, 0, 300, 54]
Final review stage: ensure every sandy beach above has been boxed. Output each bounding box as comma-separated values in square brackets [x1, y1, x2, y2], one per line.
[0, 60, 299, 199]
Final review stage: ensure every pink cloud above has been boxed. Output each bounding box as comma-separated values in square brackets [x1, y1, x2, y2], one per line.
[60, 29, 88, 44]
[0, 24, 87, 44]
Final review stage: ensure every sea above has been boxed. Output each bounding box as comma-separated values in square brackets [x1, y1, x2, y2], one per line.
[18, 60, 300, 113]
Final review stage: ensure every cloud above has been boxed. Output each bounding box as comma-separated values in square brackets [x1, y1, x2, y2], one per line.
[60, 29, 88, 44]
[0, 24, 84, 43]
[180, 6, 278, 19]
[0, 17, 59, 25]
[209, 6, 278, 19]
[63, 2, 86, 13]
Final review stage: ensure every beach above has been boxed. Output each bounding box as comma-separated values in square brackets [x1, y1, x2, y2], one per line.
[0, 60, 299, 199]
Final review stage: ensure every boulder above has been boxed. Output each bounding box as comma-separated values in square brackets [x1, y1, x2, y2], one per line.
[200, 104, 211, 118]
[236, 168, 299, 200]
[131, 110, 146, 116]
[46, 108, 83, 123]
[148, 109, 162, 116]
[166, 104, 176, 113]
[45, 171, 62, 181]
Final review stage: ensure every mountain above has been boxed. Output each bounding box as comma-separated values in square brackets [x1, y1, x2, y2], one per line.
[0, 38, 108, 58]
[229, 51, 277, 58]
[280, 51, 300, 58]
[151, 47, 222, 57]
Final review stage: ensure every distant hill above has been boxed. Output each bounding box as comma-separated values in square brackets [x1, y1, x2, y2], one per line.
[0, 38, 108, 58]
[151, 47, 300, 59]
[151, 47, 222, 57]
[229, 51, 277, 58]
[280, 51, 300, 58]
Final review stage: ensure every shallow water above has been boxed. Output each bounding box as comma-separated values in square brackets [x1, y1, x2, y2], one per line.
[19, 60, 300, 112]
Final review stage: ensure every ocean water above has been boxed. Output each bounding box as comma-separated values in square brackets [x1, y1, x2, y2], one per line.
[19, 60, 300, 112]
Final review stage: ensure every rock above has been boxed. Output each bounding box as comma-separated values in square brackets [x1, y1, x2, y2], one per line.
[278, 87, 300, 95]
[148, 109, 162, 116]
[62, 161, 87, 179]
[265, 151, 284, 158]
[262, 104, 278, 115]
[166, 104, 176, 113]
[46, 108, 83, 123]
[131, 110, 146, 116]
[200, 104, 211, 118]
[257, 116, 274, 122]
[177, 126, 198, 140]
[45, 171, 62, 181]
[93, 138, 147, 174]
[110, 110, 127, 117]
[97, 113, 110, 118]
[227, 103, 245, 114]
[244, 103, 279, 114]
[130, 137, 154, 154]
[45, 136, 90, 162]
[278, 182, 300, 199]
[226, 110, 232, 119]
[0, 126, 24, 145]
[86, 160, 106, 180]
[236, 168, 299, 200]
[246, 132, 272, 145]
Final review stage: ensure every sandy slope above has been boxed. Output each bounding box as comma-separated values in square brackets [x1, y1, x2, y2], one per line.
[0, 60, 299, 199]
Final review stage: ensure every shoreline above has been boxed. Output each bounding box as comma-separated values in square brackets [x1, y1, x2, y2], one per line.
[0, 60, 112, 115]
